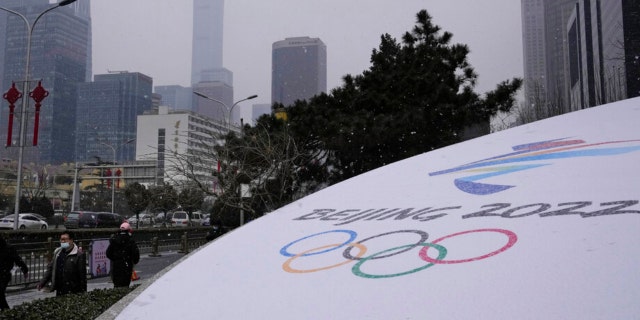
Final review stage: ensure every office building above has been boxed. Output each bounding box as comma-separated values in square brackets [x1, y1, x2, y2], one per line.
[136, 106, 226, 186]
[249, 103, 272, 126]
[75, 72, 153, 163]
[192, 81, 234, 124]
[154, 85, 194, 111]
[272, 36, 327, 107]
[0, 0, 91, 164]
[521, 0, 640, 115]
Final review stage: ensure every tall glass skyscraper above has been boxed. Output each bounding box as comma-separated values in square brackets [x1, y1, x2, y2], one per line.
[191, 0, 232, 86]
[75, 72, 153, 163]
[0, 0, 91, 164]
[272, 37, 327, 107]
[521, 0, 639, 114]
[189, 0, 234, 124]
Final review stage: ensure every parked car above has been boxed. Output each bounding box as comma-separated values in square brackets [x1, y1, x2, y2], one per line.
[0, 213, 48, 230]
[191, 211, 203, 226]
[65, 211, 124, 229]
[128, 213, 156, 228]
[81, 212, 124, 228]
[170, 211, 196, 227]
[156, 212, 173, 227]
[64, 211, 91, 229]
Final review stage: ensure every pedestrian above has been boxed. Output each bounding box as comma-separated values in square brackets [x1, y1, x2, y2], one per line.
[106, 222, 140, 288]
[37, 231, 87, 296]
[0, 236, 28, 311]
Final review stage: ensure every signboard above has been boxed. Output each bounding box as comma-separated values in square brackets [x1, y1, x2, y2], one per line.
[106, 97, 640, 319]
[90, 239, 111, 278]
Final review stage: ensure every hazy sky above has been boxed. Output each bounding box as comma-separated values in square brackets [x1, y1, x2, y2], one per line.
[91, 0, 523, 107]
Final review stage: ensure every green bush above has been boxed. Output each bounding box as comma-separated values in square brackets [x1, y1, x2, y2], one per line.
[0, 286, 137, 320]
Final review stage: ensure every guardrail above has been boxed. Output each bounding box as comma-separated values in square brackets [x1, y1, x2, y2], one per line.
[6, 231, 209, 290]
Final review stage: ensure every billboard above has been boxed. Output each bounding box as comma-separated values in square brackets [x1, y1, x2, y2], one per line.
[103, 97, 640, 319]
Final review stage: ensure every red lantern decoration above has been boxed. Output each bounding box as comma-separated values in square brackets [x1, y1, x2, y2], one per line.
[105, 168, 112, 189]
[3, 83, 22, 147]
[29, 81, 49, 146]
[115, 169, 122, 189]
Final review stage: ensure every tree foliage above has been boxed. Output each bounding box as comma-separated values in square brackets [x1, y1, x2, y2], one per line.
[285, 9, 521, 183]
[165, 9, 522, 224]
[148, 184, 179, 221]
[124, 183, 150, 226]
[177, 187, 204, 217]
[31, 196, 54, 218]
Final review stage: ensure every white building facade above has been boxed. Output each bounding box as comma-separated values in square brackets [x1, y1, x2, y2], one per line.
[136, 106, 228, 189]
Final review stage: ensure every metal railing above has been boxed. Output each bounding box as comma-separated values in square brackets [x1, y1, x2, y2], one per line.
[6, 231, 208, 289]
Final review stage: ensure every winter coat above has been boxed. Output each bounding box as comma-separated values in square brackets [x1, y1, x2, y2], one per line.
[0, 238, 28, 281]
[40, 244, 87, 295]
[106, 231, 140, 287]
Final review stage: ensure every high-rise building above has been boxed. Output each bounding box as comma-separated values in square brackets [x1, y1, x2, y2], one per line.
[521, 0, 640, 115]
[0, 0, 91, 164]
[521, 0, 548, 111]
[249, 103, 272, 126]
[192, 81, 233, 123]
[272, 37, 327, 107]
[191, 0, 232, 86]
[75, 72, 153, 163]
[154, 85, 194, 111]
[136, 106, 225, 186]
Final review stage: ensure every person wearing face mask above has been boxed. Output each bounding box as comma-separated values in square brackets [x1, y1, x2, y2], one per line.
[106, 222, 140, 288]
[37, 231, 87, 296]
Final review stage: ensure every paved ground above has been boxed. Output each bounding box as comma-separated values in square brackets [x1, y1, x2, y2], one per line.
[6, 251, 185, 309]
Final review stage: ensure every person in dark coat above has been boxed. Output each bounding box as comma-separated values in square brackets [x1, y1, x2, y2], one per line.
[37, 231, 87, 296]
[106, 222, 140, 287]
[0, 236, 29, 311]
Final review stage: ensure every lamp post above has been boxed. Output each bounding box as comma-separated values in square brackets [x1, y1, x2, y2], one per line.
[100, 138, 136, 213]
[193, 92, 258, 133]
[1, 0, 78, 230]
[193, 92, 257, 226]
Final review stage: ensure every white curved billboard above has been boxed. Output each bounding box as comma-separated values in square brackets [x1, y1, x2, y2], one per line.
[104, 97, 640, 319]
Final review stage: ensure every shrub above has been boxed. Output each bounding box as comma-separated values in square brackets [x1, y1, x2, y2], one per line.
[0, 286, 137, 320]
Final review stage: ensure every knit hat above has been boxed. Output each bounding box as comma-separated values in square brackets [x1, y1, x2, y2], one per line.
[120, 222, 132, 231]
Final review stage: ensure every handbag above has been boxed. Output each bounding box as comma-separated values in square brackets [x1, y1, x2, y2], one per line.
[131, 269, 140, 281]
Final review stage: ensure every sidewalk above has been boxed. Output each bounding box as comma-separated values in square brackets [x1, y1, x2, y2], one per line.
[5, 251, 185, 309]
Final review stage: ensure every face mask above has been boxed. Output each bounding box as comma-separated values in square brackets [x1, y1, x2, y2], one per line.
[60, 242, 70, 249]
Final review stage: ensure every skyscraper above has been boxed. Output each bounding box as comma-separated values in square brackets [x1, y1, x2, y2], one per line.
[521, 0, 640, 115]
[0, 0, 91, 164]
[272, 37, 327, 107]
[191, 0, 232, 86]
[188, 0, 234, 124]
[154, 85, 194, 111]
[75, 72, 153, 163]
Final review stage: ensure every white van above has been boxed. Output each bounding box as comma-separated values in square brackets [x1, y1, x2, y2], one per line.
[171, 211, 202, 227]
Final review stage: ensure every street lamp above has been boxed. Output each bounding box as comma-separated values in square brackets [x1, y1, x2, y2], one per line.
[100, 138, 136, 213]
[193, 91, 258, 132]
[1, 0, 78, 230]
[193, 92, 257, 226]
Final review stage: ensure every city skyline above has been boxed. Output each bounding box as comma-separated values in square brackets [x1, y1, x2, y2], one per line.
[91, 0, 523, 106]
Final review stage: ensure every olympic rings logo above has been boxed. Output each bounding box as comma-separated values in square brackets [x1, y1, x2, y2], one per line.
[280, 229, 518, 279]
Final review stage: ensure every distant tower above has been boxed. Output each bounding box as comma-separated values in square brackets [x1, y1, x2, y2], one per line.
[272, 37, 327, 107]
[0, 0, 91, 164]
[190, 0, 234, 123]
[191, 0, 232, 86]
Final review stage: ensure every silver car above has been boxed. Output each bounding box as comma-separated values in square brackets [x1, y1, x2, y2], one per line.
[0, 213, 49, 230]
